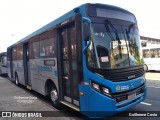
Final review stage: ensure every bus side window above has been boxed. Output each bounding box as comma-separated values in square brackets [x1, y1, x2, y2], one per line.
[150, 49, 157, 58]
[143, 49, 150, 58]
[12, 48, 17, 60]
[29, 35, 40, 59]
[17, 44, 23, 60]
[39, 30, 56, 58]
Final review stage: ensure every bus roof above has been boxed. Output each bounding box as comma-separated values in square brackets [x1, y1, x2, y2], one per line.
[7, 3, 135, 49]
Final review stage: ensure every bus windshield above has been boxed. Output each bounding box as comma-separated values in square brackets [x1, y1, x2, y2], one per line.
[87, 22, 143, 69]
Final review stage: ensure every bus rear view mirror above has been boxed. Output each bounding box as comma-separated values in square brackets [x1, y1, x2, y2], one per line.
[83, 23, 91, 41]
[144, 64, 148, 72]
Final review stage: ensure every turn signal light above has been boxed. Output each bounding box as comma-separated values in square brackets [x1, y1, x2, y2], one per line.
[80, 92, 84, 96]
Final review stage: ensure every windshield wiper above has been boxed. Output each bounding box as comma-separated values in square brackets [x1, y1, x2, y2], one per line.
[125, 23, 135, 55]
[126, 23, 135, 40]
[105, 19, 122, 59]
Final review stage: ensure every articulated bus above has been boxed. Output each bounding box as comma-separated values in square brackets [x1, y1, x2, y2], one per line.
[142, 45, 160, 71]
[7, 3, 146, 117]
[0, 52, 8, 76]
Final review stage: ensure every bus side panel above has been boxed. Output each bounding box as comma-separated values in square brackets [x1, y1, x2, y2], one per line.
[43, 58, 59, 95]
[30, 58, 58, 95]
[144, 58, 160, 71]
[0, 66, 7, 75]
[16, 60, 25, 85]
[12, 60, 18, 79]
[0, 56, 7, 75]
[0, 61, 2, 75]
[7, 61, 11, 78]
[12, 60, 24, 82]
[30, 59, 44, 94]
[7, 49, 13, 78]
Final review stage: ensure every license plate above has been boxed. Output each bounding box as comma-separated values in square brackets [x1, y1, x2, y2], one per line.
[128, 92, 136, 100]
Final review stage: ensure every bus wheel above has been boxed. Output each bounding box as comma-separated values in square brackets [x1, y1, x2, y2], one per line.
[15, 74, 19, 86]
[50, 87, 61, 109]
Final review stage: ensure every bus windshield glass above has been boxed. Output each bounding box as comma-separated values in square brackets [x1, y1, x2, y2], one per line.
[87, 23, 143, 69]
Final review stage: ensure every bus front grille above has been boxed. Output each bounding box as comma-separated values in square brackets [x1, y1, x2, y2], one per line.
[107, 67, 145, 82]
[113, 84, 145, 103]
[90, 66, 145, 82]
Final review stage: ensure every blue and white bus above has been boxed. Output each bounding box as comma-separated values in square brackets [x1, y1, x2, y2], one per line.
[7, 3, 146, 118]
[0, 52, 8, 76]
[142, 44, 160, 71]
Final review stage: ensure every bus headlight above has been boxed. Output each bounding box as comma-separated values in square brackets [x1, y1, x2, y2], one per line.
[102, 87, 109, 94]
[102, 87, 111, 97]
[91, 82, 100, 91]
[90, 80, 112, 97]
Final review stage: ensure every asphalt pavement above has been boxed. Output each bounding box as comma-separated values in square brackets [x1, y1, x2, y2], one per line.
[0, 76, 75, 120]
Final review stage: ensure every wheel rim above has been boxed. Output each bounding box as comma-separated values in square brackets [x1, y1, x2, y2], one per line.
[51, 89, 58, 103]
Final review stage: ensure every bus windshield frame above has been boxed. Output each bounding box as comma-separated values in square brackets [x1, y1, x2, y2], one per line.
[87, 4, 137, 23]
[87, 21, 143, 70]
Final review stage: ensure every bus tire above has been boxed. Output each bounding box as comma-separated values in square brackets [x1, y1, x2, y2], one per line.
[50, 85, 61, 109]
[15, 74, 19, 86]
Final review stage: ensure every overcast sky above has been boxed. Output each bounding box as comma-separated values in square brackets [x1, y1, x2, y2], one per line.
[0, 0, 159, 52]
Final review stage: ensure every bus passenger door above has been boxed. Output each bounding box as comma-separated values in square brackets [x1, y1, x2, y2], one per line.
[7, 48, 13, 78]
[58, 14, 82, 108]
[23, 43, 31, 86]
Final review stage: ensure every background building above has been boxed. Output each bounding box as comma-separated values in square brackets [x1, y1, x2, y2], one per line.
[140, 36, 160, 47]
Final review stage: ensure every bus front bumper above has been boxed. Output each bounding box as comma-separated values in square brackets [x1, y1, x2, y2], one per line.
[79, 84, 147, 118]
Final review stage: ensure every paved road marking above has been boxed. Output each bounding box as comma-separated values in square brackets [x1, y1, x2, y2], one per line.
[140, 102, 152, 106]
[147, 86, 160, 88]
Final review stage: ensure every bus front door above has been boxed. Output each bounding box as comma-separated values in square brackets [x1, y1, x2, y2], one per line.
[10, 49, 13, 78]
[58, 23, 80, 107]
[23, 43, 31, 86]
